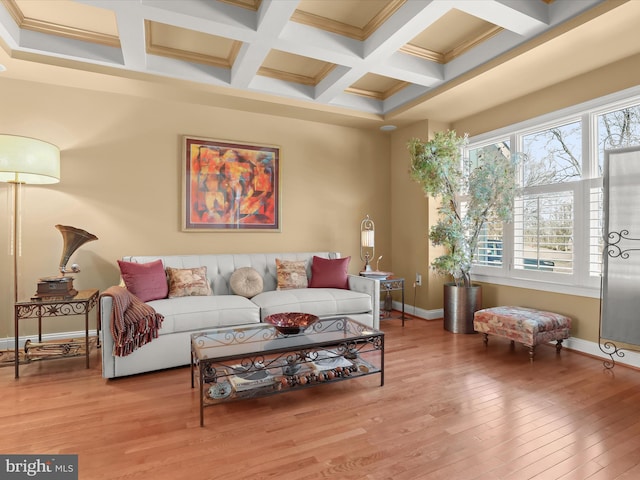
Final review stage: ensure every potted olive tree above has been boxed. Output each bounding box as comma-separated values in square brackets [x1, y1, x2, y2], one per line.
[408, 130, 517, 333]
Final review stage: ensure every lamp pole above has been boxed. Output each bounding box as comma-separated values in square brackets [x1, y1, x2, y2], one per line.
[10, 180, 21, 303]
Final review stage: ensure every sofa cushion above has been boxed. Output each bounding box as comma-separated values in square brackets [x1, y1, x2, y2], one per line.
[117, 259, 168, 302]
[309, 255, 350, 289]
[275, 259, 308, 290]
[148, 295, 260, 334]
[230, 267, 264, 298]
[166, 266, 212, 298]
[252, 288, 371, 319]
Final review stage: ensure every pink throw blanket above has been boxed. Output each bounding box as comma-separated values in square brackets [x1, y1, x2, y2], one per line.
[101, 286, 164, 357]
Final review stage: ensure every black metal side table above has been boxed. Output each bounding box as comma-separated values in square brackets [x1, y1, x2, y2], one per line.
[14, 289, 99, 378]
[380, 277, 405, 326]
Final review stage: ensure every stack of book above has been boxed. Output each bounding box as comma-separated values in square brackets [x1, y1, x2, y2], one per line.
[359, 271, 392, 280]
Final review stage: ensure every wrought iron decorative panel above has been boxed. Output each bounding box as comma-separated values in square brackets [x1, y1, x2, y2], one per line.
[600, 147, 640, 367]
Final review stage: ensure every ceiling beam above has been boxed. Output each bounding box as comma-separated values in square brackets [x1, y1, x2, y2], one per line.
[231, 0, 299, 88]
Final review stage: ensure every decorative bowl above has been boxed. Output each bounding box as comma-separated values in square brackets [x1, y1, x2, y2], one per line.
[265, 312, 319, 335]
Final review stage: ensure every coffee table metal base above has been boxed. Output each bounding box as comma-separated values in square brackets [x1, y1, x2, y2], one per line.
[190, 318, 384, 427]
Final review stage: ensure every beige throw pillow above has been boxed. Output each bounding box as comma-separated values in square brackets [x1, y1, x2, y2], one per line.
[230, 267, 264, 298]
[166, 266, 212, 298]
[275, 259, 308, 290]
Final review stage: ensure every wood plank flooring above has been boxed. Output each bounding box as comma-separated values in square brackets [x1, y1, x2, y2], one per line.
[2, 315, 640, 480]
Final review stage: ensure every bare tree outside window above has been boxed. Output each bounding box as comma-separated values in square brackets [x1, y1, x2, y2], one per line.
[522, 121, 582, 187]
[598, 105, 640, 174]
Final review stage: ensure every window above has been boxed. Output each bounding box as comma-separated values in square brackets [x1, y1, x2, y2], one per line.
[591, 104, 640, 275]
[467, 87, 640, 297]
[514, 191, 573, 274]
[515, 122, 581, 274]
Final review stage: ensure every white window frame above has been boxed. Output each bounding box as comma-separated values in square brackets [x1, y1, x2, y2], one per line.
[467, 85, 640, 299]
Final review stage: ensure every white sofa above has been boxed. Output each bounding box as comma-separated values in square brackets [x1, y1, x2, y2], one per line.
[100, 252, 380, 378]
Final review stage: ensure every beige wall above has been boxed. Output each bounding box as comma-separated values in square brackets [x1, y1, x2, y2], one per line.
[390, 120, 450, 314]
[454, 52, 640, 137]
[389, 52, 640, 343]
[0, 76, 391, 338]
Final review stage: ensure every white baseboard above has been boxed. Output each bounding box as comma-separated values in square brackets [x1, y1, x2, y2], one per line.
[403, 302, 640, 369]
[563, 336, 640, 369]
[0, 330, 98, 352]
[394, 301, 443, 320]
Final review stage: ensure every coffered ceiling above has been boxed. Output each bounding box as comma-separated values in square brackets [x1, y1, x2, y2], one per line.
[0, 0, 636, 127]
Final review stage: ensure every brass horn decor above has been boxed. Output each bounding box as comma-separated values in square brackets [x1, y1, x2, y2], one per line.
[33, 225, 98, 300]
[55, 224, 99, 276]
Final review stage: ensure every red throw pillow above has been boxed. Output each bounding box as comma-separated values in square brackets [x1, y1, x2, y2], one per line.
[309, 256, 350, 289]
[117, 259, 168, 302]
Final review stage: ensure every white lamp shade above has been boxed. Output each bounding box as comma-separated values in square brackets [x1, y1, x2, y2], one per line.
[361, 229, 375, 248]
[0, 135, 60, 184]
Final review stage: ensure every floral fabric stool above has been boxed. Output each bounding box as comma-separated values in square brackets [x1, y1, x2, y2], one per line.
[473, 306, 572, 363]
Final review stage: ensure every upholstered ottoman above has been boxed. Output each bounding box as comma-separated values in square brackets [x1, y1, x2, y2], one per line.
[473, 306, 572, 362]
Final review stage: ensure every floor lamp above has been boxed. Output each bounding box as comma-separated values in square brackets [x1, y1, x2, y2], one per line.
[0, 135, 60, 304]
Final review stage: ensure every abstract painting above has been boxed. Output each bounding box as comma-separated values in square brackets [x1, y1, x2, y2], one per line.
[182, 136, 280, 231]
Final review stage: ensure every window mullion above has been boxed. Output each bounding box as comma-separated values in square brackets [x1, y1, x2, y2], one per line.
[573, 181, 587, 283]
[503, 215, 515, 273]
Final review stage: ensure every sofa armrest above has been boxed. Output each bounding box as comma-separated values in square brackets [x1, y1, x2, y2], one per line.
[99, 294, 116, 378]
[348, 274, 380, 330]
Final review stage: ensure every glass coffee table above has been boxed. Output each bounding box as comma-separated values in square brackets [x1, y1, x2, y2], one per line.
[191, 316, 384, 426]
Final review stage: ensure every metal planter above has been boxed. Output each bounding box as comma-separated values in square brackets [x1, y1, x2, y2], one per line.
[443, 283, 482, 334]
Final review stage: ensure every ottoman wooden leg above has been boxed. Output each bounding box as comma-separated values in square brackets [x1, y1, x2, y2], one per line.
[528, 345, 536, 363]
[556, 339, 564, 353]
[482, 333, 489, 346]
[510, 340, 515, 350]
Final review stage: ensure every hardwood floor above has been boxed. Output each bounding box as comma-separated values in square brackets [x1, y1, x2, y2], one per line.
[2, 315, 640, 480]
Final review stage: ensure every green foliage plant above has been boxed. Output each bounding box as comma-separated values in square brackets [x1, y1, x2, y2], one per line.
[408, 130, 517, 288]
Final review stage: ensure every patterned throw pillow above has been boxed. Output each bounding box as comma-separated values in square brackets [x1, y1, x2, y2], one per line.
[230, 267, 264, 298]
[166, 266, 212, 298]
[275, 259, 308, 290]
